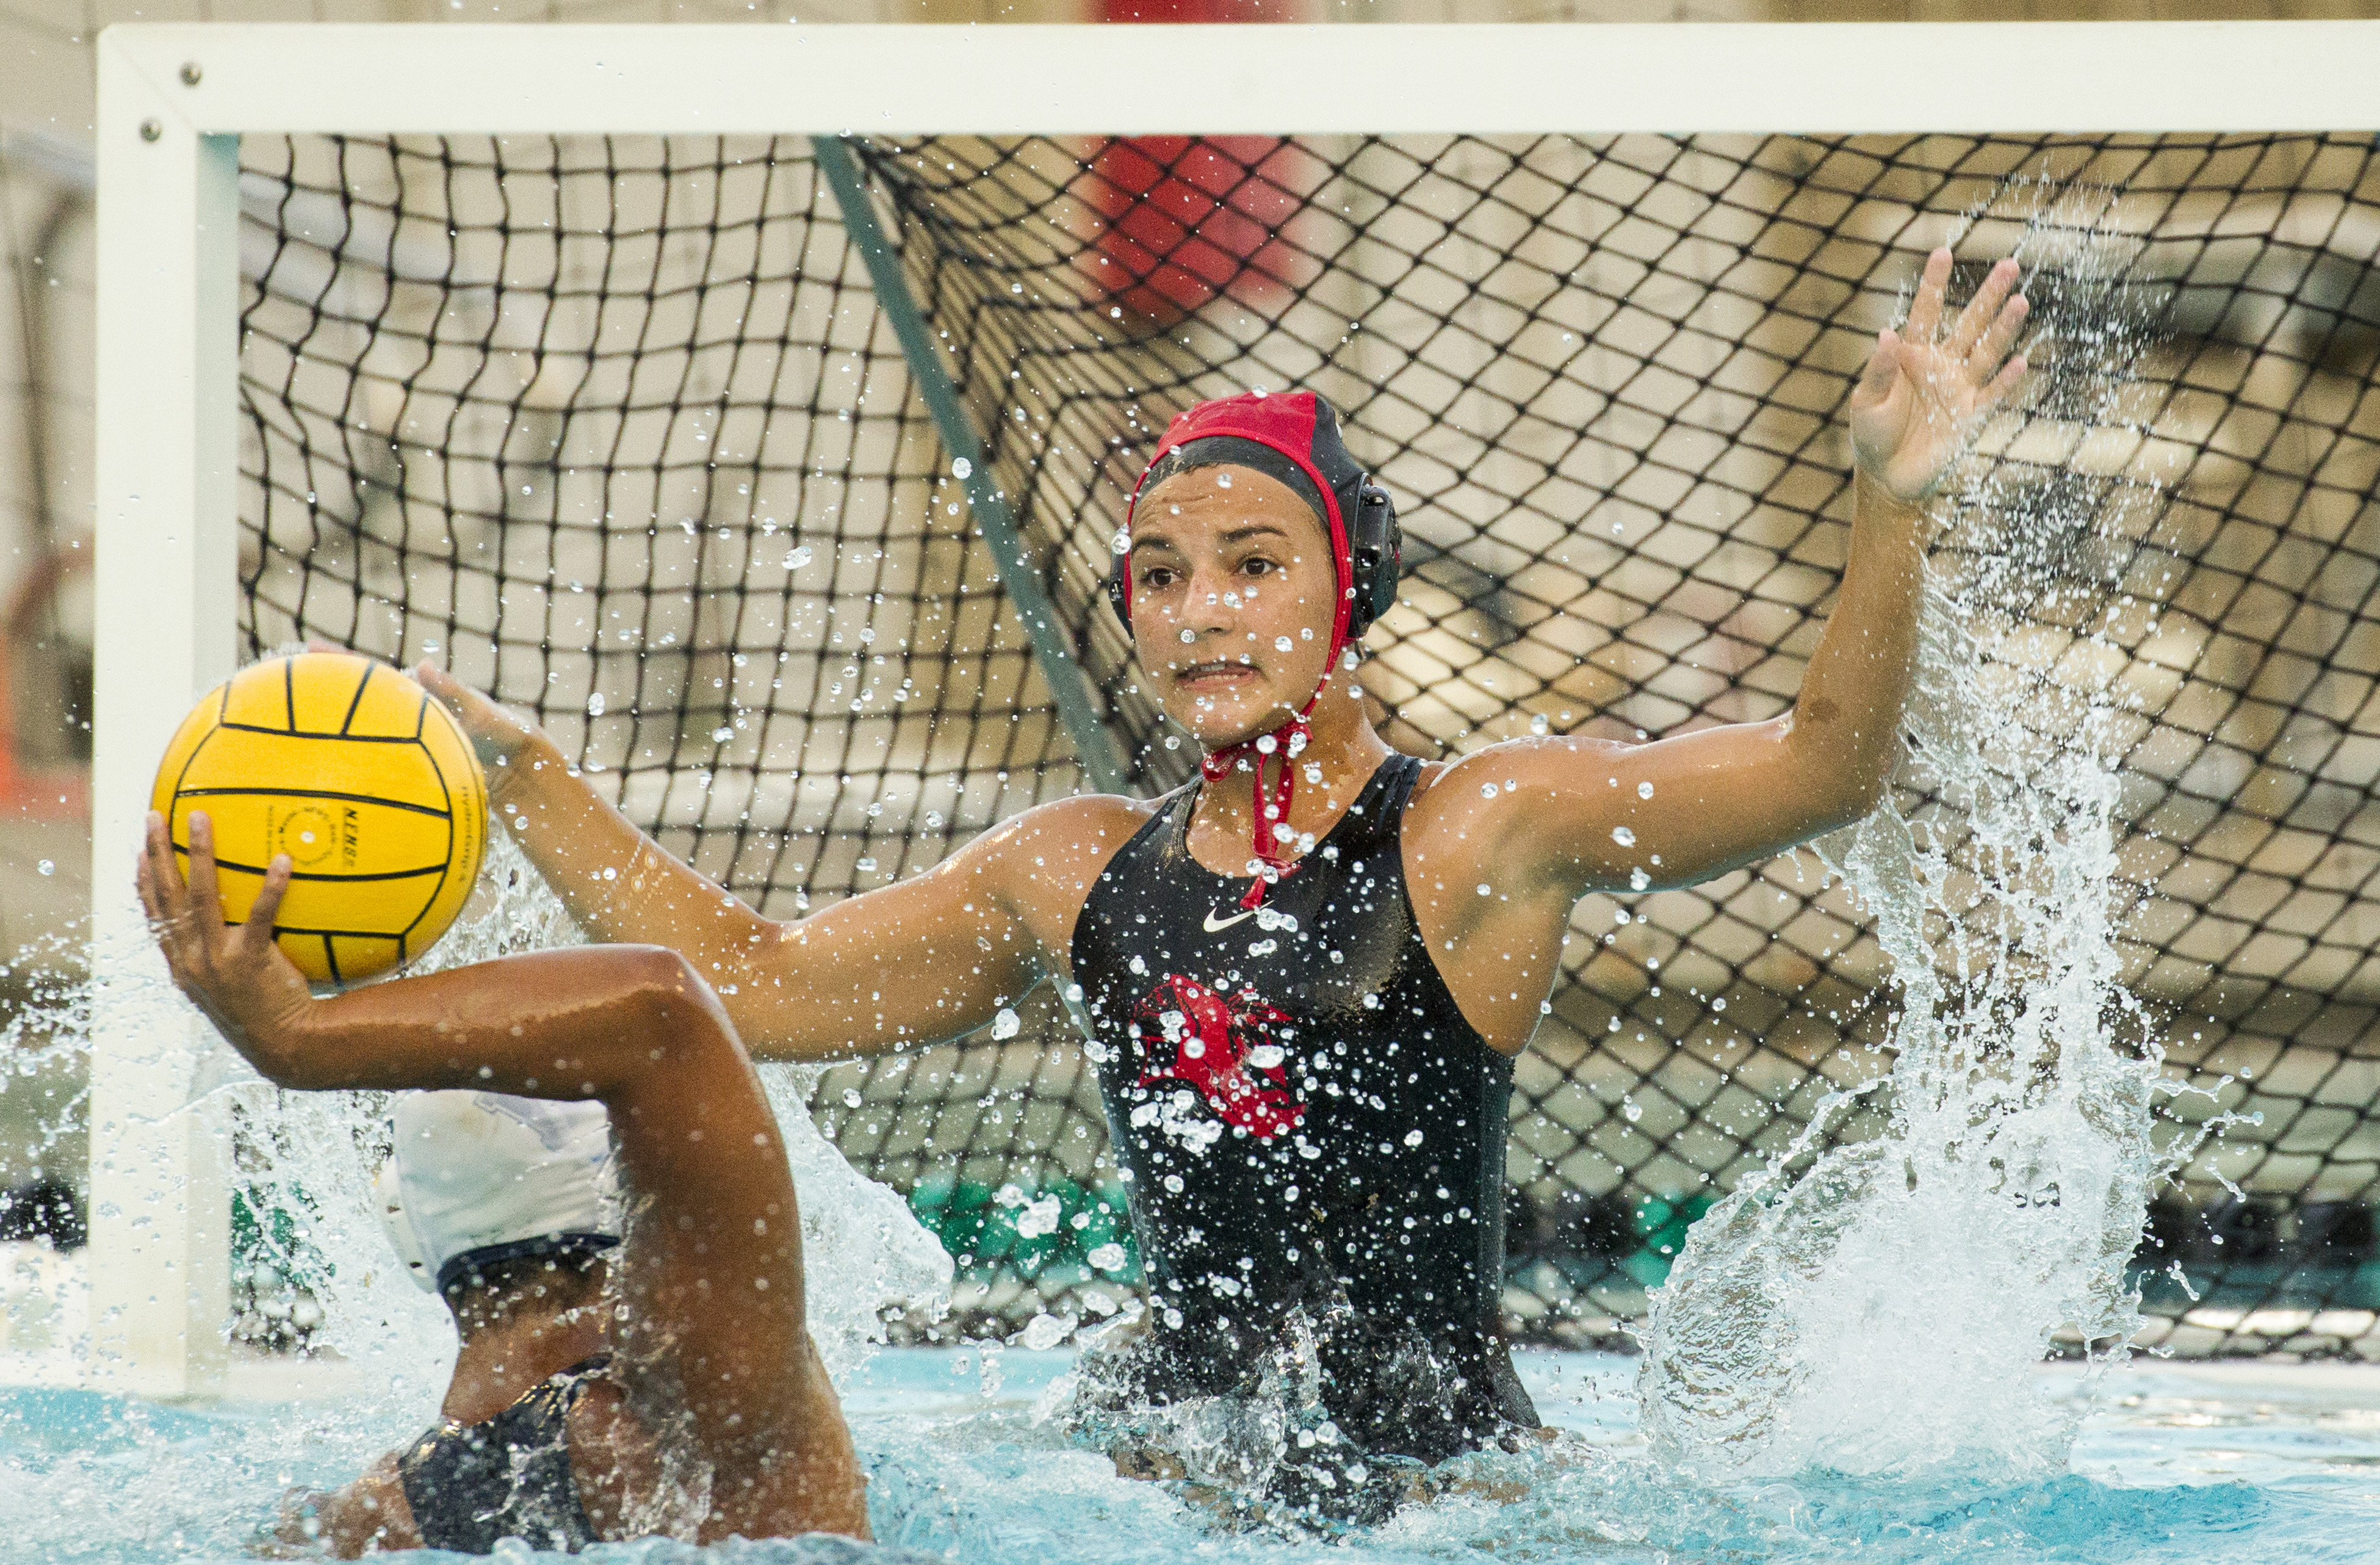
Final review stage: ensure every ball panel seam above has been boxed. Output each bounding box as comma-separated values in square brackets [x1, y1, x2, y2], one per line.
[171, 786, 452, 821]
[338, 660, 376, 737]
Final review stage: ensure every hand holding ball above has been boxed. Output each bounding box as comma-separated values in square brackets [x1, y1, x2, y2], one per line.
[150, 652, 488, 983]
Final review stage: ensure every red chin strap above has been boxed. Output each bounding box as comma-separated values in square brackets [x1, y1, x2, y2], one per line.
[1125, 391, 1355, 911]
[1202, 695, 1322, 911]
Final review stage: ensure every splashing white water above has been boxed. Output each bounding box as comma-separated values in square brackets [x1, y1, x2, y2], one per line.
[1637, 193, 2184, 1480]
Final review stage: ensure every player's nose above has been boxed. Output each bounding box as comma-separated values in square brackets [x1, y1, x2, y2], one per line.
[1181, 566, 1241, 634]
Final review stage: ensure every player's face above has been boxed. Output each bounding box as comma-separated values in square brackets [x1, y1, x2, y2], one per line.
[1130, 466, 1338, 750]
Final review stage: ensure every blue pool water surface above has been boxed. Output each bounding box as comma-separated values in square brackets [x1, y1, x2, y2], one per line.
[4, 1348, 2376, 1565]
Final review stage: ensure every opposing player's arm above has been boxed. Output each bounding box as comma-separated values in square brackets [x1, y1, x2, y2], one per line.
[1439, 248, 2028, 901]
[138, 816, 862, 1536]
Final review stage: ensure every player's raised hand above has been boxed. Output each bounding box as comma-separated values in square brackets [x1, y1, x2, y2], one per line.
[137, 809, 313, 1069]
[416, 662, 544, 776]
[1850, 248, 2029, 505]
[304, 645, 543, 777]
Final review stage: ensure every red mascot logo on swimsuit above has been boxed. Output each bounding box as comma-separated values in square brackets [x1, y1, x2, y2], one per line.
[1129, 975, 1305, 1140]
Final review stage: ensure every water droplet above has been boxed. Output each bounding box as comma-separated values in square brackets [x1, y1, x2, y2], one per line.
[1480, 782, 1498, 798]
[585, 692, 606, 717]
[1014, 1195, 1061, 1239]
[856, 856, 877, 872]
[1110, 528, 1131, 556]
[1216, 472, 1233, 488]
[991, 1007, 1021, 1040]
[1179, 629, 1196, 643]
[842, 1088, 862, 1108]
[35, 860, 52, 876]
[1019, 1310, 1069, 1349]
[1087, 1242, 1127, 1271]
[1476, 883, 1493, 897]
[782, 544, 813, 570]
[1638, 780, 1655, 800]
[1275, 636, 1293, 651]
[1404, 1129, 1424, 1147]
[951, 457, 973, 479]
[1630, 867, 1651, 891]
[712, 726, 734, 742]
[1612, 826, 1637, 847]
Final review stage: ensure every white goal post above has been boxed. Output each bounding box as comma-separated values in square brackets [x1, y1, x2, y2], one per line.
[87, 16, 2380, 1398]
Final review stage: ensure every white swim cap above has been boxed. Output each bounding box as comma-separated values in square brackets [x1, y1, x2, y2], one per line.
[373, 1091, 622, 1295]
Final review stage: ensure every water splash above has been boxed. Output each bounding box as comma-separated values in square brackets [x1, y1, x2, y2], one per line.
[1055, 1304, 1434, 1532]
[0, 933, 93, 1372]
[1635, 186, 2188, 1480]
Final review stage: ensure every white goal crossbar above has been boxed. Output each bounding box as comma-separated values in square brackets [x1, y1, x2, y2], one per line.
[88, 17, 2380, 1397]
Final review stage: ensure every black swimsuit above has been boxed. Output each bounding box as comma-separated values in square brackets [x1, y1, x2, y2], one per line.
[1070, 755, 1539, 1476]
[399, 1355, 609, 1554]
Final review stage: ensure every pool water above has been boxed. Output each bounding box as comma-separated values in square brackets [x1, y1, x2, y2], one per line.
[5, 1346, 2376, 1565]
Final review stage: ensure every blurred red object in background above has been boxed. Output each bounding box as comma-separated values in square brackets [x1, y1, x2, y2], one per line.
[1074, 137, 1325, 330]
[1073, 0, 1324, 330]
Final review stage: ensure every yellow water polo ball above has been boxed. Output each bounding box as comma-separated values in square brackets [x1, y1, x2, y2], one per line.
[150, 651, 488, 984]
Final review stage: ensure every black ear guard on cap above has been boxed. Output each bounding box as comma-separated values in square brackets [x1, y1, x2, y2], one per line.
[1106, 475, 1402, 641]
[1344, 477, 1401, 639]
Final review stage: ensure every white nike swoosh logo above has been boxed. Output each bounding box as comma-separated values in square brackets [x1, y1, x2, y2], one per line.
[1203, 907, 1257, 933]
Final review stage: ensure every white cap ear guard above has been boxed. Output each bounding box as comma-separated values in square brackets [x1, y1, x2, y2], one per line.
[373, 1091, 622, 1295]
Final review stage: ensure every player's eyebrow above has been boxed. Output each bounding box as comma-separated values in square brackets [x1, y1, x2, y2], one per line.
[1133, 521, 1293, 556]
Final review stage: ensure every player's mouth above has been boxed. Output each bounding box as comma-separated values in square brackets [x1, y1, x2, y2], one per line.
[1174, 659, 1261, 689]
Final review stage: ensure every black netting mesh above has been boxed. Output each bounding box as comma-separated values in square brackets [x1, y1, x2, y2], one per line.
[237, 131, 2380, 1356]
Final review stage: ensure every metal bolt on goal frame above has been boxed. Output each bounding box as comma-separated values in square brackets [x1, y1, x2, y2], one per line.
[180, 61, 202, 85]
[138, 118, 161, 141]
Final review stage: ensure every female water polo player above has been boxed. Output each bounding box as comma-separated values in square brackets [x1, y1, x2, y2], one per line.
[420, 248, 2028, 1510]
[137, 813, 869, 1554]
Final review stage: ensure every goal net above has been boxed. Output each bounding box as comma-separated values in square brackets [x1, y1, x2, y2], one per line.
[233, 127, 2380, 1356]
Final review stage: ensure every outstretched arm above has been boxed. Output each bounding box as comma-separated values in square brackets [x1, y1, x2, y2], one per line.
[139, 813, 865, 1538]
[412, 674, 752, 964]
[416, 668, 1136, 1064]
[1441, 248, 2027, 897]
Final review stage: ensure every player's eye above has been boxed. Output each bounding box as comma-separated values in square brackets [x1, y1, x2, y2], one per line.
[1139, 564, 1178, 590]
[1241, 555, 1277, 577]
